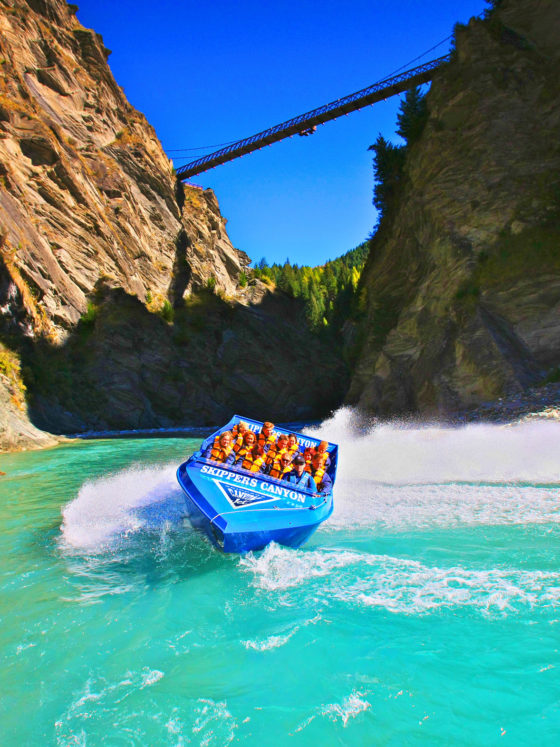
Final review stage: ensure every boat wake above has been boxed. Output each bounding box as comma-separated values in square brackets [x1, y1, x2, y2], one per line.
[240, 543, 560, 616]
[304, 408, 560, 530]
[59, 408, 560, 552]
[60, 463, 186, 550]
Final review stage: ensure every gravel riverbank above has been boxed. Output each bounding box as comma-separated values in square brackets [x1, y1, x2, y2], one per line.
[451, 383, 560, 425]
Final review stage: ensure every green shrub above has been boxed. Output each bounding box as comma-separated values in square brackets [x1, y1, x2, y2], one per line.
[159, 300, 174, 323]
[206, 276, 216, 293]
[80, 302, 97, 326]
[239, 271, 248, 288]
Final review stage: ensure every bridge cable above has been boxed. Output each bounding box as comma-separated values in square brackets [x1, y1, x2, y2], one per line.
[167, 140, 239, 153]
[382, 34, 453, 79]
[169, 35, 453, 159]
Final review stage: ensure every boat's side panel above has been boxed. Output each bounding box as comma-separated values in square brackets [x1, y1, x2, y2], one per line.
[181, 486, 226, 549]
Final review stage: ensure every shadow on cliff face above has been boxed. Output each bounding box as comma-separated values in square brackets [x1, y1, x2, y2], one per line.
[21, 283, 349, 434]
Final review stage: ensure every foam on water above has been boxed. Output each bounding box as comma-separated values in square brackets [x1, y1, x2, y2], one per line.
[241, 543, 560, 616]
[7, 422, 560, 744]
[293, 689, 371, 733]
[60, 463, 185, 550]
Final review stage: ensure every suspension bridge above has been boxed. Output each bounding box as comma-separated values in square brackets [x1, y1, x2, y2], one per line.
[176, 54, 450, 181]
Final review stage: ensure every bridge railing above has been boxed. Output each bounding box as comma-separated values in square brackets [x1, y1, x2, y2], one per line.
[176, 54, 451, 180]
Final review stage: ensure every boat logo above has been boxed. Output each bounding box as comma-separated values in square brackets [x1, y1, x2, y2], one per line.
[217, 481, 273, 508]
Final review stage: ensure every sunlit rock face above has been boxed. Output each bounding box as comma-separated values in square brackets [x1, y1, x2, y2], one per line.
[0, 0, 348, 447]
[347, 0, 560, 417]
[0, 0, 248, 339]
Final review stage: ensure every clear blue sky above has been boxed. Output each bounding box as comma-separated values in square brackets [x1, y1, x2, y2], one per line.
[76, 1, 487, 267]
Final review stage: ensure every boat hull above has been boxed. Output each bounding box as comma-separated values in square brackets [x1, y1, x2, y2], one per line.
[177, 459, 333, 553]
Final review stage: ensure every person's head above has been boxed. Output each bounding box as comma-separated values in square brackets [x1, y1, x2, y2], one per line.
[311, 452, 324, 469]
[303, 447, 313, 461]
[252, 444, 264, 458]
[276, 434, 288, 448]
[292, 455, 305, 474]
[237, 421, 248, 435]
[279, 453, 292, 469]
[288, 434, 298, 448]
[244, 431, 257, 447]
[262, 421, 274, 437]
[317, 440, 328, 454]
[219, 431, 233, 447]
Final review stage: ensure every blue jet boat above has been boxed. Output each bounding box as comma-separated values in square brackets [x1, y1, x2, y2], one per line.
[176, 415, 337, 553]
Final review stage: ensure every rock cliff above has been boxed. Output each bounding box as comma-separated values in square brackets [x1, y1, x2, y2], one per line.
[347, 0, 560, 416]
[0, 0, 347, 449]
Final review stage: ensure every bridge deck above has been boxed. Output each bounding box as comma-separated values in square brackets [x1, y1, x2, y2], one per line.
[176, 54, 450, 180]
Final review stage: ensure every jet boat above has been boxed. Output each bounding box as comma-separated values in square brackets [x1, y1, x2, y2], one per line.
[176, 415, 336, 553]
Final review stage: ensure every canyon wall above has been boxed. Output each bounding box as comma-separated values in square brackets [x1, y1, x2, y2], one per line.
[347, 0, 560, 416]
[0, 0, 347, 449]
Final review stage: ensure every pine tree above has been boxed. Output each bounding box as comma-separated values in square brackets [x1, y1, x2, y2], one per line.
[396, 86, 428, 146]
[368, 135, 406, 218]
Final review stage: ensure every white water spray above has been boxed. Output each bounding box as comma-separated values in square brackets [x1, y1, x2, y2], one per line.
[304, 408, 560, 529]
[61, 463, 185, 550]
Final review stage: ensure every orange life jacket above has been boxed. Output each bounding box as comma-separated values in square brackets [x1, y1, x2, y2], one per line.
[210, 443, 233, 463]
[233, 435, 245, 453]
[267, 460, 292, 480]
[266, 445, 289, 466]
[258, 430, 276, 449]
[241, 452, 266, 472]
[234, 446, 251, 463]
[311, 465, 326, 486]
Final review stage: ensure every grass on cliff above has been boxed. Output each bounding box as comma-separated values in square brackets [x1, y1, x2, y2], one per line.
[0, 343, 27, 411]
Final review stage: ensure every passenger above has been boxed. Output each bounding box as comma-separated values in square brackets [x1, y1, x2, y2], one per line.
[232, 421, 248, 438]
[310, 452, 333, 493]
[239, 444, 267, 473]
[287, 433, 300, 456]
[232, 421, 249, 451]
[233, 431, 257, 462]
[266, 452, 293, 480]
[258, 421, 277, 451]
[312, 440, 331, 470]
[203, 431, 235, 464]
[303, 446, 314, 473]
[283, 455, 316, 491]
[265, 433, 289, 466]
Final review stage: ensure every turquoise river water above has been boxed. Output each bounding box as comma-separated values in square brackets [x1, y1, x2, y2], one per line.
[1, 409, 560, 745]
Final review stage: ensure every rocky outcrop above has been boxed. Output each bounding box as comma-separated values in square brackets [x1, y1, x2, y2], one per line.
[0, 341, 57, 450]
[0, 0, 248, 341]
[0, 0, 347, 449]
[347, 0, 560, 416]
